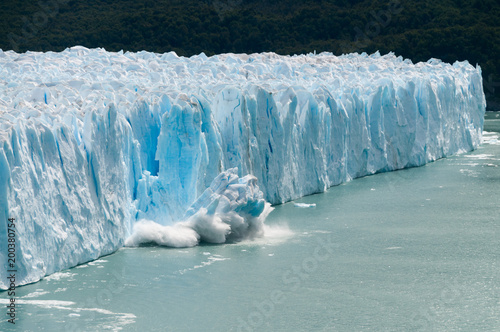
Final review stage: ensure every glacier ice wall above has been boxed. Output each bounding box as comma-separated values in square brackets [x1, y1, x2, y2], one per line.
[126, 168, 272, 247]
[0, 47, 486, 288]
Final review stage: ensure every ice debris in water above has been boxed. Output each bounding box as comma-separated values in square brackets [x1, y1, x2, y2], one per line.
[125, 168, 272, 247]
[293, 203, 317, 208]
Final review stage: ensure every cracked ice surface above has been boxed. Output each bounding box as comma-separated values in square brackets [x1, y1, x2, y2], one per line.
[0, 47, 485, 287]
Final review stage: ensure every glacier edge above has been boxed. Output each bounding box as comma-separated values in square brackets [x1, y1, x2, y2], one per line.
[0, 49, 486, 289]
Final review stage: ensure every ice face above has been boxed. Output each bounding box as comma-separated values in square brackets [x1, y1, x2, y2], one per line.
[125, 168, 272, 247]
[0, 47, 486, 288]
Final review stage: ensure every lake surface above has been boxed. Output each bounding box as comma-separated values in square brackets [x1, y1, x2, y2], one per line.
[1, 113, 499, 332]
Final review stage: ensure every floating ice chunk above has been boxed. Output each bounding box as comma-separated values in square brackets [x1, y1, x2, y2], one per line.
[293, 203, 317, 208]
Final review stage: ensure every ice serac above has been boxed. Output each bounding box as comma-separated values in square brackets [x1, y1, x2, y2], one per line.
[126, 168, 271, 247]
[0, 105, 138, 287]
[0, 48, 486, 288]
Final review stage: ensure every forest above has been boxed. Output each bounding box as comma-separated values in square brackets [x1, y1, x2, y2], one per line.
[1, 0, 499, 110]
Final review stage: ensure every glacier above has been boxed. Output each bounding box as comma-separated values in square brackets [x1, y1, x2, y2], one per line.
[0, 47, 485, 288]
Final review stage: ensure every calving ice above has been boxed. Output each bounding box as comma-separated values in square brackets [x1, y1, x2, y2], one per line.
[0, 47, 486, 288]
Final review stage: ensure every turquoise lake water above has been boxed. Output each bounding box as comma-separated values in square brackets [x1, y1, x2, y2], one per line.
[1, 113, 499, 332]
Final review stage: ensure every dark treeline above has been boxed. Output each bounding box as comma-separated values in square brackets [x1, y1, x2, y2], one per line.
[0, 0, 499, 110]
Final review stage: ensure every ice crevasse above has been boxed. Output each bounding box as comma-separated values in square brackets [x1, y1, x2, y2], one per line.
[0, 47, 485, 288]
